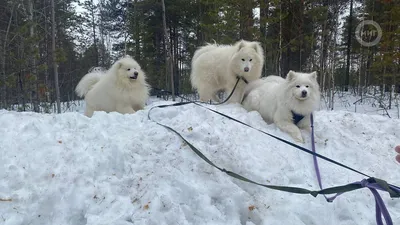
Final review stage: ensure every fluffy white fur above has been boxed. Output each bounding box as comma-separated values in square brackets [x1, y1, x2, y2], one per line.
[242, 71, 321, 143]
[75, 56, 150, 117]
[190, 40, 264, 103]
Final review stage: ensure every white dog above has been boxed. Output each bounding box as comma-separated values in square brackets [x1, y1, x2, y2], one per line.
[242, 71, 321, 143]
[75, 56, 150, 117]
[190, 40, 264, 103]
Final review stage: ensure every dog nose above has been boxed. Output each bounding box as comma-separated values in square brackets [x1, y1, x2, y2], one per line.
[244, 67, 249, 72]
[134, 71, 139, 76]
[301, 90, 307, 97]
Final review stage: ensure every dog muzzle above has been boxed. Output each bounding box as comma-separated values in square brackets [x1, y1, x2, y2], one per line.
[130, 72, 139, 79]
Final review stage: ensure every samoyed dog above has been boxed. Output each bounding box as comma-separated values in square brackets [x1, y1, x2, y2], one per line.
[75, 56, 150, 117]
[242, 71, 320, 143]
[190, 40, 264, 103]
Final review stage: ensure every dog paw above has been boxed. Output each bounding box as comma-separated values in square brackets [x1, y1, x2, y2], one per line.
[293, 135, 304, 143]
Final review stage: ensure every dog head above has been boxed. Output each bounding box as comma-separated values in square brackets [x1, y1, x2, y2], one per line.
[114, 56, 144, 81]
[286, 70, 319, 101]
[231, 40, 264, 77]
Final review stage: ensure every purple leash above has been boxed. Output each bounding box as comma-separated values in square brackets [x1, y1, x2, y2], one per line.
[310, 113, 393, 225]
[310, 113, 330, 200]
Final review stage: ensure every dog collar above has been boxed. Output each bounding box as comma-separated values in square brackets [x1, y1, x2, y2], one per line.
[236, 75, 249, 84]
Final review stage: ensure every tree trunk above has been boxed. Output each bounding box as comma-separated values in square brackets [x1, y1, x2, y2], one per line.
[259, 0, 268, 76]
[196, 0, 203, 45]
[99, 0, 105, 66]
[29, 0, 40, 112]
[344, 0, 353, 92]
[358, 52, 362, 97]
[381, 62, 386, 107]
[18, 71, 26, 111]
[173, 26, 179, 95]
[44, 0, 50, 102]
[134, 0, 140, 60]
[239, 0, 254, 40]
[161, 0, 175, 101]
[329, 10, 340, 110]
[259, 0, 268, 37]
[278, 0, 282, 76]
[320, 16, 327, 91]
[310, 13, 316, 72]
[91, 0, 99, 65]
[51, 0, 61, 113]
[1, 3, 14, 109]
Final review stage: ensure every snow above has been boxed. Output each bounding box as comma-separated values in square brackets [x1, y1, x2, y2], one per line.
[0, 97, 399, 225]
[320, 92, 400, 119]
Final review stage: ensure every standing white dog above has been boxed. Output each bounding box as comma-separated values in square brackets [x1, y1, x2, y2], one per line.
[75, 56, 150, 117]
[242, 71, 320, 143]
[190, 40, 264, 103]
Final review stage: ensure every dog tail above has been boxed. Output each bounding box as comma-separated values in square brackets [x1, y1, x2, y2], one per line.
[191, 43, 218, 63]
[75, 71, 103, 97]
[242, 78, 268, 103]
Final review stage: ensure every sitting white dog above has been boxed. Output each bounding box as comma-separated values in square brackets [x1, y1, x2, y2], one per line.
[75, 56, 150, 117]
[242, 70, 321, 143]
[190, 40, 264, 103]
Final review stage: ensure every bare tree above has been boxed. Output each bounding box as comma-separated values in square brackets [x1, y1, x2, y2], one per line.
[329, 14, 339, 111]
[1, 3, 15, 109]
[259, 0, 268, 76]
[90, 0, 99, 65]
[133, 0, 140, 59]
[278, 1, 282, 76]
[28, 0, 39, 112]
[344, 0, 353, 92]
[99, 0, 105, 65]
[51, 0, 61, 113]
[161, 0, 175, 101]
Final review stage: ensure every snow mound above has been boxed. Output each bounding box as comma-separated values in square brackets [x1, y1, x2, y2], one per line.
[0, 100, 399, 225]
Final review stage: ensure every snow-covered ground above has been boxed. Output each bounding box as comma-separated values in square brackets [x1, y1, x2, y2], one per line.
[0, 97, 399, 225]
[320, 92, 400, 119]
[7, 89, 400, 119]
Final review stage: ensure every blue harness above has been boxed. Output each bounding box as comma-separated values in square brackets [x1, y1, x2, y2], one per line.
[292, 111, 305, 125]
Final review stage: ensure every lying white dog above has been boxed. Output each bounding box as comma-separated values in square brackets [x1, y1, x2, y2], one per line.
[242, 71, 321, 143]
[75, 56, 150, 117]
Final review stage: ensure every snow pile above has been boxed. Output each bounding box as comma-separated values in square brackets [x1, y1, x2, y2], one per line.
[0, 100, 399, 225]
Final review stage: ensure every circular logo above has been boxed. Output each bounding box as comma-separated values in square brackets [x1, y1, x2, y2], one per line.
[355, 20, 382, 47]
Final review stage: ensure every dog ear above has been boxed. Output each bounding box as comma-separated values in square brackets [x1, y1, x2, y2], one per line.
[310, 71, 317, 80]
[236, 40, 245, 51]
[251, 42, 261, 53]
[287, 70, 296, 80]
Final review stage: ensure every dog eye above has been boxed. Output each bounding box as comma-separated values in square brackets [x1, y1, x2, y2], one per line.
[306, 85, 309, 88]
[127, 68, 131, 71]
[241, 59, 245, 61]
[296, 85, 300, 88]
[249, 59, 252, 61]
